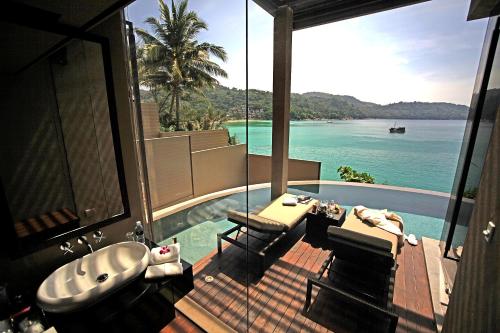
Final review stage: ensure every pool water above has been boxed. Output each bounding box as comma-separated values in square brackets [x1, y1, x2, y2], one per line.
[154, 186, 445, 264]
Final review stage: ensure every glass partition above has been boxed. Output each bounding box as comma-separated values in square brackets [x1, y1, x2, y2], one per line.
[125, 0, 249, 330]
[441, 17, 500, 259]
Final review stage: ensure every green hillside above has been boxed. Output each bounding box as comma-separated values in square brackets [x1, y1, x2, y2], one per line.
[141, 85, 469, 121]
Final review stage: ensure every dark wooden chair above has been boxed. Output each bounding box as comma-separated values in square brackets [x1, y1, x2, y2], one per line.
[304, 211, 401, 333]
[217, 193, 317, 275]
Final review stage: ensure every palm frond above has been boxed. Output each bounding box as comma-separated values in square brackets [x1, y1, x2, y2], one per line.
[135, 28, 161, 45]
[138, 0, 228, 130]
[195, 43, 227, 62]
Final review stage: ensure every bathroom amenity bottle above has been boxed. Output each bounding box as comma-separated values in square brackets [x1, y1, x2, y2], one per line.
[135, 221, 145, 243]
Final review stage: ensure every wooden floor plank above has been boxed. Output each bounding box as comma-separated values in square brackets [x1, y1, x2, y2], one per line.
[249, 242, 310, 332]
[185, 230, 436, 333]
[160, 310, 204, 333]
[394, 246, 408, 333]
[273, 245, 324, 332]
[286, 249, 328, 333]
[242, 242, 308, 332]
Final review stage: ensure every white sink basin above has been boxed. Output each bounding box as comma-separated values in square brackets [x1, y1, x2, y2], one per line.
[37, 241, 150, 313]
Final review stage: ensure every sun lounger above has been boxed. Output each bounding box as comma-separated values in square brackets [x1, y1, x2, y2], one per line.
[304, 209, 402, 332]
[217, 193, 318, 275]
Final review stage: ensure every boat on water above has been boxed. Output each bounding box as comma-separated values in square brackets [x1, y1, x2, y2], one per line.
[389, 122, 405, 133]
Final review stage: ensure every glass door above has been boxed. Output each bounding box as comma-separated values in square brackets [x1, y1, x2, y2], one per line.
[441, 17, 500, 260]
[125, 0, 249, 330]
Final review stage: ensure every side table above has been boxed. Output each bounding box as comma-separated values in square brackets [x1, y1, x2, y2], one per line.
[305, 208, 346, 247]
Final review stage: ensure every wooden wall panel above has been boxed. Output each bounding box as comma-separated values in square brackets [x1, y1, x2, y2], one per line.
[141, 102, 160, 138]
[145, 136, 193, 210]
[160, 129, 229, 152]
[191, 144, 247, 197]
[248, 154, 271, 185]
[83, 41, 123, 218]
[442, 107, 499, 332]
[144, 141, 321, 210]
[51, 41, 108, 226]
[249, 154, 321, 185]
[0, 61, 75, 221]
[289, 158, 322, 181]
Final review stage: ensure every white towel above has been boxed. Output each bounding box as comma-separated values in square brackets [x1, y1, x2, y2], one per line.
[149, 243, 180, 265]
[354, 205, 404, 246]
[145, 262, 183, 280]
[282, 196, 298, 206]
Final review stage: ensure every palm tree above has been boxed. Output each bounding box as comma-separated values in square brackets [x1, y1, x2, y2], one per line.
[136, 0, 228, 130]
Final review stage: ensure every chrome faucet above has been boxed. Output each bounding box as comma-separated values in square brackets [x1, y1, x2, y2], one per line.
[77, 235, 94, 253]
[93, 230, 106, 243]
[60, 241, 73, 255]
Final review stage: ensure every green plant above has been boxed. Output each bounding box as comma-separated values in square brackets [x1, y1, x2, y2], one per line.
[463, 187, 478, 199]
[337, 166, 375, 184]
[228, 134, 239, 145]
[184, 104, 227, 131]
[136, 0, 227, 130]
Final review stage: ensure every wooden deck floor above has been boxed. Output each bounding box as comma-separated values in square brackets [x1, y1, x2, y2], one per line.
[160, 311, 204, 333]
[186, 224, 436, 333]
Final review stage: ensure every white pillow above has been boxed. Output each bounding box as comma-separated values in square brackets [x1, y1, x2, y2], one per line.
[282, 197, 298, 206]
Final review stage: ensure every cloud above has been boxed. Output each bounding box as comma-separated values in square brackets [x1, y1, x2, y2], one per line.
[130, 0, 486, 106]
[220, 0, 486, 106]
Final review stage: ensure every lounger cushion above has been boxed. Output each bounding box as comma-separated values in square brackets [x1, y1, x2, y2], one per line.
[257, 193, 318, 230]
[327, 226, 393, 254]
[227, 194, 317, 232]
[227, 210, 286, 232]
[341, 210, 402, 259]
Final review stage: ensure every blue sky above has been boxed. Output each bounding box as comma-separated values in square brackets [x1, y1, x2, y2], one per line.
[126, 0, 488, 105]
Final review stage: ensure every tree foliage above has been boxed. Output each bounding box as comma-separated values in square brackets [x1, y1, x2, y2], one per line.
[184, 105, 227, 131]
[141, 85, 469, 121]
[337, 166, 375, 184]
[136, 0, 227, 130]
[463, 187, 478, 199]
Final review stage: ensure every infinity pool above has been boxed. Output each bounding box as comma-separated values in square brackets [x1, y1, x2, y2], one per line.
[154, 184, 447, 264]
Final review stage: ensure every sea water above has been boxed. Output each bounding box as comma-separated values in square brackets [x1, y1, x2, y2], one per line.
[225, 119, 466, 193]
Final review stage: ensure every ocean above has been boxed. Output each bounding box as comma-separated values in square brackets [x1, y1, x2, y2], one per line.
[225, 119, 467, 193]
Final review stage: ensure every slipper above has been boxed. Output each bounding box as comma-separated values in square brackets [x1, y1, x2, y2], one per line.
[406, 234, 418, 246]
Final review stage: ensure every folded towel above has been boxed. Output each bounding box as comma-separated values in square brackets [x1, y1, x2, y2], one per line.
[297, 195, 313, 204]
[354, 205, 404, 246]
[150, 243, 180, 265]
[145, 262, 183, 280]
[282, 196, 298, 206]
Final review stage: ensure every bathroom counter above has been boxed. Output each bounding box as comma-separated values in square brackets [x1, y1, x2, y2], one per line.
[41, 240, 194, 333]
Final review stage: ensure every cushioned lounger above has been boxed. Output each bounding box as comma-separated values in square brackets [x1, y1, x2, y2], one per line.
[218, 193, 317, 275]
[340, 209, 402, 258]
[304, 208, 402, 332]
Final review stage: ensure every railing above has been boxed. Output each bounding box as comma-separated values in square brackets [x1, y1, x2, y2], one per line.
[191, 144, 247, 197]
[144, 136, 194, 210]
[144, 134, 322, 211]
[160, 129, 229, 152]
[248, 154, 321, 184]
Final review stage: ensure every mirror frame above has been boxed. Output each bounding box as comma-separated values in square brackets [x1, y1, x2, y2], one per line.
[0, 13, 131, 258]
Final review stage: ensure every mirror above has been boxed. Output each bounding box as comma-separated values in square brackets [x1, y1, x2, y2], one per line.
[0, 21, 129, 255]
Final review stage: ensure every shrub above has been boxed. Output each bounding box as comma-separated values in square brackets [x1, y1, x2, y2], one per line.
[337, 166, 375, 184]
[228, 134, 239, 145]
[463, 187, 478, 199]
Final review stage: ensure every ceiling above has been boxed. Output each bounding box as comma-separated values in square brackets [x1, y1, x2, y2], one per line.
[468, 0, 500, 20]
[0, 0, 133, 74]
[253, 0, 430, 30]
[0, 22, 65, 74]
